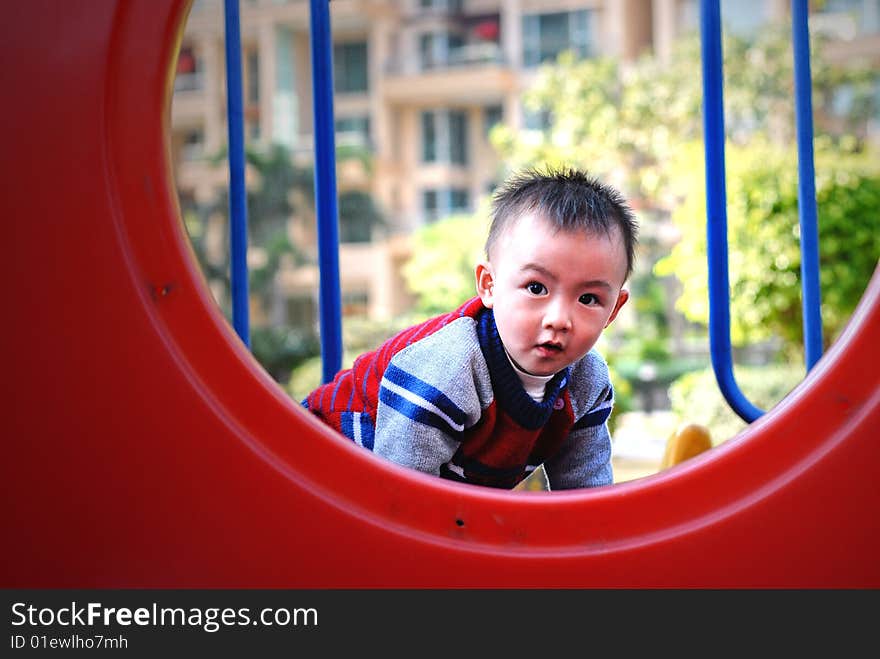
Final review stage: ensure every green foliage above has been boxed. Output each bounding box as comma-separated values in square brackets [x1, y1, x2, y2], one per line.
[335, 143, 374, 171]
[401, 213, 490, 315]
[339, 190, 385, 243]
[813, 155, 880, 338]
[656, 141, 880, 353]
[668, 365, 805, 444]
[250, 325, 320, 385]
[605, 361, 632, 435]
[245, 143, 312, 244]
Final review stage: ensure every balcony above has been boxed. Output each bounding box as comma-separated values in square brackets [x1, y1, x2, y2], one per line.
[383, 43, 513, 104]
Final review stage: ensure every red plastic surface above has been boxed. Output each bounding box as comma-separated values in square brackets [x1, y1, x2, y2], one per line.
[2, 0, 878, 587]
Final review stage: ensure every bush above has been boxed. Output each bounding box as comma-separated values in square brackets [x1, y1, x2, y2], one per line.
[667, 365, 805, 444]
[250, 326, 320, 385]
[656, 141, 880, 357]
[402, 213, 488, 315]
[606, 361, 632, 435]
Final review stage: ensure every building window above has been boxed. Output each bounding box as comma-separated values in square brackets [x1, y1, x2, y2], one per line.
[483, 104, 503, 137]
[523, 108, 552, 132]
[341, 291, 369, 317]
[830, 77, 880, 125]
[422, 112, 437, 161]
[521, 109, 553, 147]
[680, 0, 785, 36]
[719, 0, 774, 36]
[181, 128, 205, 161]
[419, 0, 463, 12]
[421, 109, 468, 164]
[335, 115, 371, 148]
[522, 9, 593, 67]
[419, 31, 465, 70]
[247, 120, 260, 141]
[423, 188, 470, 223]
[339, 190, 381, 243]
[175, 45, 203, 91]
[423, 189, 438, 220]
[816, 0, 880, 36]
[449, 111, 467, 164]
[246, 51, 259, 103]
[449, 188, 468, 212]
[334, 41, 368, 93]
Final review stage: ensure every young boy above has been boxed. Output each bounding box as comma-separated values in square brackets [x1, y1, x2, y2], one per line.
[303, 168, 637, 490]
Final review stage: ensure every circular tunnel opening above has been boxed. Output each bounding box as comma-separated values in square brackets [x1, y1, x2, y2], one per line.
[143, 0, 880, 571]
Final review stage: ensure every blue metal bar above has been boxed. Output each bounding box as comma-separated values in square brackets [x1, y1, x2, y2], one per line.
[791, 0, 824, 369]
[223, 0, 250, 347]
[309, 0, 343, 383]
[700, 0, 764, 422]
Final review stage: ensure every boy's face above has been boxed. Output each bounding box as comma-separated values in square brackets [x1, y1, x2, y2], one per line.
[475, 212, 629, 376]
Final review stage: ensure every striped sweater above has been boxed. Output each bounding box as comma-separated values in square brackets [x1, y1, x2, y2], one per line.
[302, 297, 615, 490]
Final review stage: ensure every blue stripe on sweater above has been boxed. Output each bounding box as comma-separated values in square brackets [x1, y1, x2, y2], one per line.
[379, 387, 465, 437]
[340, 411, 375, 449]
[359, 413, 375, 449]
[340, 412, 353, 439]
[571, 405, 612, 430]
[383, 363, 468, 427]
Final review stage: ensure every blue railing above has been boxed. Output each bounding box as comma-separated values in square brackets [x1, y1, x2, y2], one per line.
[791, 0, 824, 370]
[309, 0, 344, 383]
[223, 0, 251, 347]
[223, 0, 343, 380]
[699, 0, 822, 422]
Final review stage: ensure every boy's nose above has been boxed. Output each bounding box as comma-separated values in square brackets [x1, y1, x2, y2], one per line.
[542, 301, 572, 331]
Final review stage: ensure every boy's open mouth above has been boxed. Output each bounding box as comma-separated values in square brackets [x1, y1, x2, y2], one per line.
[538, 342, 563, 352]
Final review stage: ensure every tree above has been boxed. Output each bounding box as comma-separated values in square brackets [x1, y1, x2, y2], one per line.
[339, 189, 385, 243]
[655, 140, 880, 354]
[181, 142, 313, 320]
[401, 212, 489, 315]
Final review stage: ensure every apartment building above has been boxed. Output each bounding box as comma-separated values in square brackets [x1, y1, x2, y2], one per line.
[171, 0, 879, 330]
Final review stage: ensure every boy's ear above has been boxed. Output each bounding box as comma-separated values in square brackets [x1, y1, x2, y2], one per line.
[475, 262, 495, 308]
[604, 288, 629, 328]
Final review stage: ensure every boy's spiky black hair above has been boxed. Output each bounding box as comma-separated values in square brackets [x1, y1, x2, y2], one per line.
[486, 167, 639, 279]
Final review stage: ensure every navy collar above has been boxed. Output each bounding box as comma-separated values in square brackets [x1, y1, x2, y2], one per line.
[475, 308, 569, 430]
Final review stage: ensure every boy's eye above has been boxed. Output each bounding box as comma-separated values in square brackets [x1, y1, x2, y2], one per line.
[526, 282, 547, 295]
[579, 293, 600, 306]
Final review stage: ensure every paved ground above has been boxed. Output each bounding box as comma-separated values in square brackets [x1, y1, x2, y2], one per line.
[611, 410, 681, 483]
